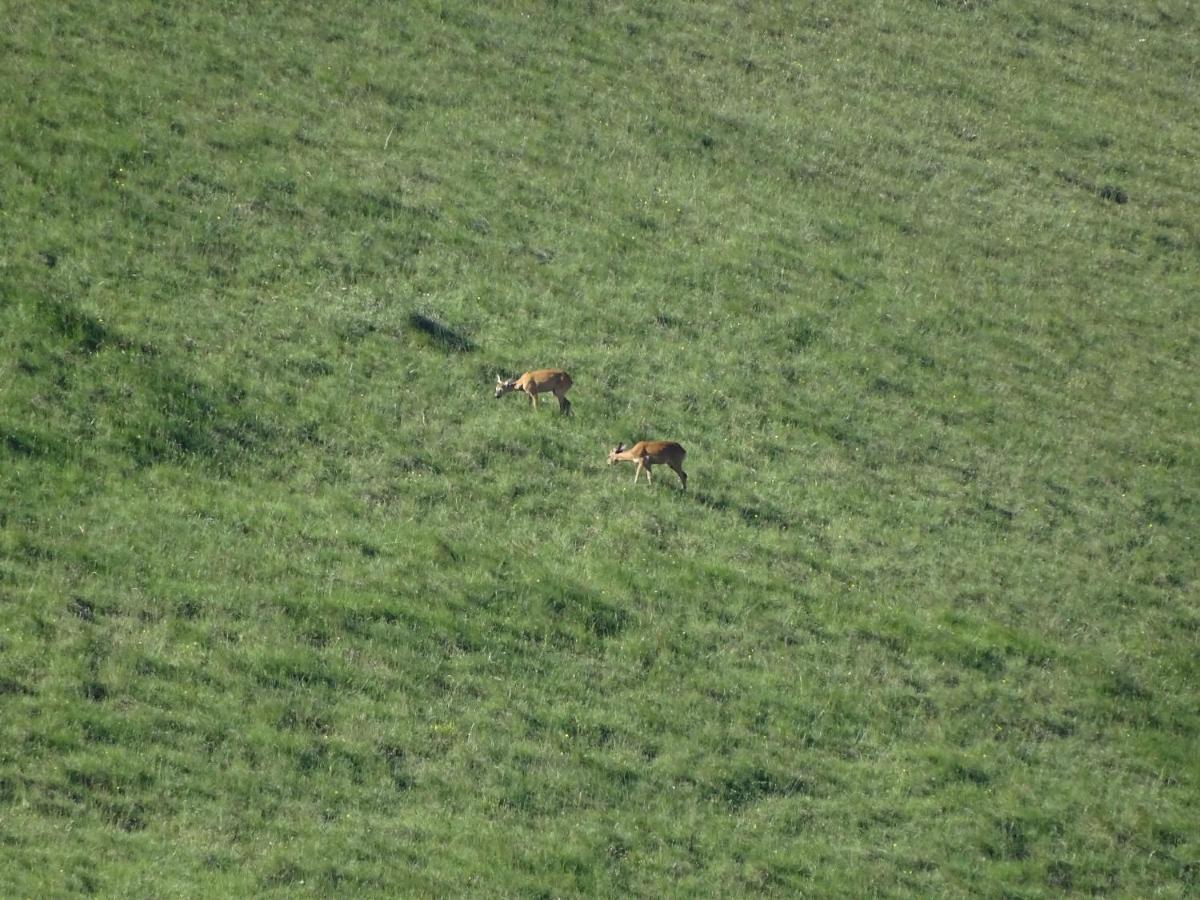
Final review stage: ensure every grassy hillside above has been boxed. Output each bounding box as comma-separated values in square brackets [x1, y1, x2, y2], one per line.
[2, 1, 1197, 895]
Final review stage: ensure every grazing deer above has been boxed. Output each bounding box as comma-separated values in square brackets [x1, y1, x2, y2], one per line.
[608, 441, 687, 489]
[495, 369, 573, 414]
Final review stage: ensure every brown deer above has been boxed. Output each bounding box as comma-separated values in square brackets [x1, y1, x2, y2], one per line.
[495, 369, 573, 414]
[607, 441, 687, 489]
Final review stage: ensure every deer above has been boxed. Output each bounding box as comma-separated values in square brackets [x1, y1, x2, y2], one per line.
[607, 441, 687, 489]
[495, 369, 573, 414]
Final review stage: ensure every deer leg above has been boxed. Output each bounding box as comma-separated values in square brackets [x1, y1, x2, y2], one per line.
[672, 464, 688, 489]
[644, 463, 653, 486]
[528, 389, 539, 409]
[633, 461, 643, 484]
[557, 393, 571, 415]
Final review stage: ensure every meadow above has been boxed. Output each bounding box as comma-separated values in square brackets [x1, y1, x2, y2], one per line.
[1, 1, 1197, 895]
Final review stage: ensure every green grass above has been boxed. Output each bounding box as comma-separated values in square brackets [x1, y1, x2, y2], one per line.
[2, 1, 1197, 895]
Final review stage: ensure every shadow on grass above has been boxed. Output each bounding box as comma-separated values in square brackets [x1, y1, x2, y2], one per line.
[407, 312, 476, 353]
[8, 295, 270, 469]
[691, 489, 792, 530]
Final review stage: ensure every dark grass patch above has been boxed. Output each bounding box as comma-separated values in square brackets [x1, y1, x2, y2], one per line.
[1046, 859, 1075, 891]
[69, 596, 101, 622]
[1057, 169, 1129, 204]
[380, 742, 415, 791]
[986, 818, 1032, 861]
[1102, 669, 1153, 702]
[1098, 184, 1129, 204]
[81, 680, 109, 702]
[692, 490, 793, 530]
[5, 296, 268, 468]
[710, 765, 813, 811]
[284, 356, 335, 378]
[787, 318, 821, 350]
[253, 652, 345, 691]
[41, 298, 113, 355]
[0, 676, 34, 697]
[407, 312, 476, 353]
[261, 860, 306, 889]
[541, 589, 630, 642]
[2, 426, 65, 459]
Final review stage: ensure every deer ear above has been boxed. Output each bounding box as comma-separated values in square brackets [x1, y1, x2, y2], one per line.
[496, 374, 502, 383]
